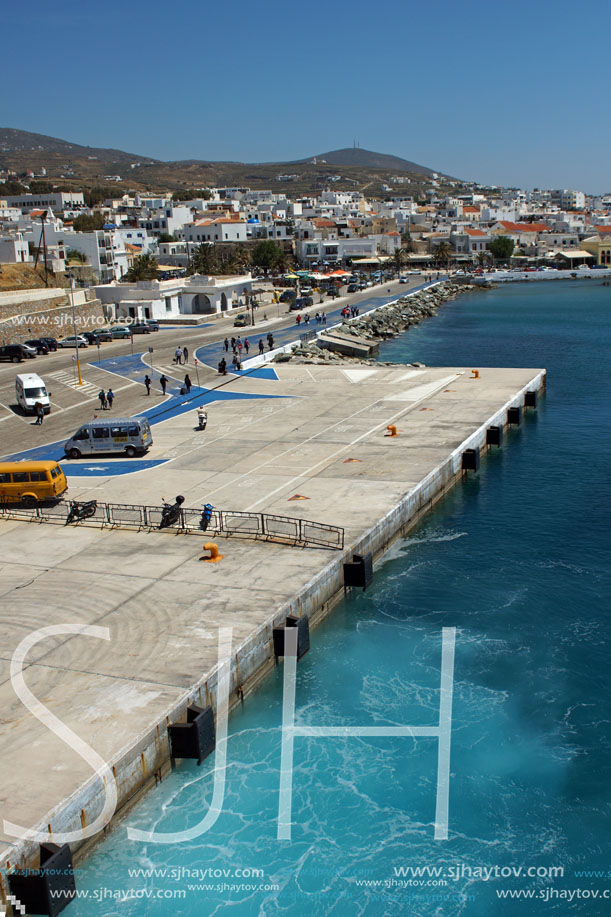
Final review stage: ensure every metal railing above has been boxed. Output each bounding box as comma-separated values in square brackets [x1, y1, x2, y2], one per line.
[0, 499, 344, 550]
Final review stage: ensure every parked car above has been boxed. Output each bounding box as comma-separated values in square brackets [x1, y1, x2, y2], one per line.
[0, 344, 27, 363]
[92, 328, 113, 342]
[21, 343, 38, 359]
[279, 290, 296, 303]
[233, 313, 250, 327]
[24, 339, 50, 354]
[82, 331, 100, 344]
[58, 335, 89, 348]
[40, 337, 58, 352]
[293, 296, 313, 309]
[347, 283, 358, 292]
[145, 319, 160, 331]
[110, 326, 132, 339]
[130, 322, 151, 334]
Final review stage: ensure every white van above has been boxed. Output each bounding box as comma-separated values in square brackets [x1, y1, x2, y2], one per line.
[15, 373, 50, 415]
[64, 416, 153, 459]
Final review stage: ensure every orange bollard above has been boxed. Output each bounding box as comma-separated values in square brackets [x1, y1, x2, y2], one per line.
[201, 542, 224, 563]
[386, 424, 398, 437]
[470, 370, 480, 379]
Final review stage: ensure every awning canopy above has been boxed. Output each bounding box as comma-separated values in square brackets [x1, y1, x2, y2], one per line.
[549, 249, 595, 259]
[351, 256, 392, 264]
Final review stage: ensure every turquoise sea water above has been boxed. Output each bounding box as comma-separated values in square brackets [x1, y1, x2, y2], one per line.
[72, 280, 611, 915]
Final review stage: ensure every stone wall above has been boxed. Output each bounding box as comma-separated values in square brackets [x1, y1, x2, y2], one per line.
[0, 293, 109, 345]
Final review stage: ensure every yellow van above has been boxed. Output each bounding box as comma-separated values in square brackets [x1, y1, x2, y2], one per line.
[0, 461, 68, 506]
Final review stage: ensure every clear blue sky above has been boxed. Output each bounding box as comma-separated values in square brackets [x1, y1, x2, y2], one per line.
[5, 0, 611, 191]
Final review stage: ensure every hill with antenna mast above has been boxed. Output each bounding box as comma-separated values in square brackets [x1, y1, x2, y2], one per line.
[0, 129, 456, 194]
[297, 146, 439, 176]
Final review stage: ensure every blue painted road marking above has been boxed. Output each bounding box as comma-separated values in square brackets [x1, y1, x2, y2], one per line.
[64, 460, 167, 477]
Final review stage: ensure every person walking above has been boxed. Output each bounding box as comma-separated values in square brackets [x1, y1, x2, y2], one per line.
[244, 338, 249, 354]
[98, 389, 107, 410]
[258, 339, 264, 354]
[106, 389, 114, 410]
[144, 374, 152, 395]
[268, 334, 274, 350]
[322, 312, 326, 324]
[174, 346, 183, 365]
[183, 345, 189, 363]
[224, 338, 229, 352]
[184, 373, 192, 393]
[34, 401, 44, 425]
[237, 340, 243, 356]
[218, 357, 227, 375]
[159, 374, 168, 395]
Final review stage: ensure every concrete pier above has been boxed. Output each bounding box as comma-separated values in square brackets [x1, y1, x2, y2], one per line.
[0, 361, 545, 887]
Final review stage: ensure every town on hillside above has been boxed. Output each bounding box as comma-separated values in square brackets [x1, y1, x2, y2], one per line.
[2, 176, 610, 326]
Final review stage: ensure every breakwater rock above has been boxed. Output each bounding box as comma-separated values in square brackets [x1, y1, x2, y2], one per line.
[277, 282, 478, 365]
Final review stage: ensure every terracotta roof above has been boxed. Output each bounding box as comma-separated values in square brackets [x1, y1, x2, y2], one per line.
[465, 228, 486, 236]
[313, 219, 337, 227]
[497, 221, 550, 233]
[463, 206, 480, 213]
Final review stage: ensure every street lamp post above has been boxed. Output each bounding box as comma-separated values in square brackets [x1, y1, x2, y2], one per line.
[69, 278, 83, 385]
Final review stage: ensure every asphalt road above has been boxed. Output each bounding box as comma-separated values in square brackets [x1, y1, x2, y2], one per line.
[0, 275, 432, 459]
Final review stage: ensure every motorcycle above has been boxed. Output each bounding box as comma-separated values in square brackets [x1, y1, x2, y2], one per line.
[65, 500, 97, 525]
[158, 495, 185, 529]
[200, 503, 214, 532]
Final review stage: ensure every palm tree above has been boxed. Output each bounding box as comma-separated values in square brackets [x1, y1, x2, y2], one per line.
[434, 241, 452, 268]
[391, 248, 407, 277]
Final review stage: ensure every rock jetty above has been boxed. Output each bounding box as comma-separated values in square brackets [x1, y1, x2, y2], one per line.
[276, 281, 479, 365]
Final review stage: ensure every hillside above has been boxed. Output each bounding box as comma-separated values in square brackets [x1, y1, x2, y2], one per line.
[299, 147, 439, 176]
[0, 128, 460, 197]
[0, 128, 155, 165]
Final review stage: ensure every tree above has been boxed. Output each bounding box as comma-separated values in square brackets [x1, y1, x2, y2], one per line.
[0, 181, 28, 195]
[488, 236, 514, 261]
[188, 243, 220, 276]
[84, 187, 109, 207]
[123, 254, 159, 282]
[158, 232, 177, 243]
[391, 248, 407, 276]
[66, 249, 87, 264]
[433, 241, 452, 267]
[73, 212, 106, 232]
[251, 240, 284, 272]
[173, 188, 211, 202]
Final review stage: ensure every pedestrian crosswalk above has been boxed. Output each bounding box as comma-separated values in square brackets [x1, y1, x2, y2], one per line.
[47, 369, 100, 398]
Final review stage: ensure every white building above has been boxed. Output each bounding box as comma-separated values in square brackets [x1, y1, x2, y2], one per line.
[185, 219, 248, 244]
[0, 234, 32, 263]
[94, 273, 253, 320]
[22, 225, 121, 282]
[137, 205, 192, 238]
[3, 191, 85, 213]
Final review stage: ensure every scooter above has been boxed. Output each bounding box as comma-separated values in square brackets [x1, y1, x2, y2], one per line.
[200, 503, 214, 532]
[158, 495, 185, 529]
[197, 409, 208, 430]
[65, 500, 97, 525]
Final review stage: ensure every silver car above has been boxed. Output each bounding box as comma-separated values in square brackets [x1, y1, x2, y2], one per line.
[59, 335, 89, 348]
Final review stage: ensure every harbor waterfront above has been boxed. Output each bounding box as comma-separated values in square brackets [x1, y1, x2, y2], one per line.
[57, 278, 610, 916]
